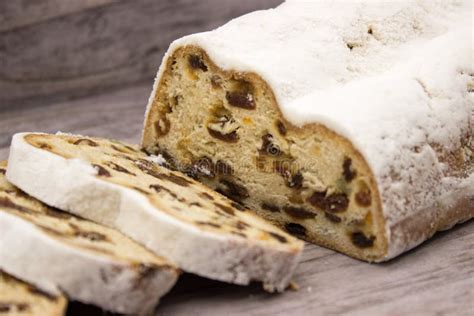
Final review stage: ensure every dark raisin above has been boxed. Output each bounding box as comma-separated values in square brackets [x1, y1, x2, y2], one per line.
[218, 179, 249, 201]
[0, 197, 35, 214]
[154, 172, 193, 187]
[207, 128, 239, 143]
[325, 212, 342, 223]
[149, 184, 178, 198]
[307, 191, 327, 209]
[276, 120, 287, 136]
[261, 203, 280, 213]
[259, 133, 282, 156]
[0, 303, 10, 312]
[307, 191, 349, 213]
[288, 171, 303, 189]
[38, 142, 52, 150]
[188, 54, 208, 71]
[355, 190, 372, 207]
[196, 221, 221, 228]
[69, 223, 108, 242]
[154, 117, 171, 137]
[236, 221, 249, 230]
[92, 164, 111, 177]
[231, 201, 246, 211]
[325, 193, 349, 212]
[44, 208, 72, 219]
[351, 232, 375, 248]
[268, 231, 288, 243]
[133, 187, 149, 195]
[215, 160, 233, 175]
[73, 138, 98, 146]
[106, 162, 136, 176]
[225, 91, 255, 109]
[285, 223, 307, 236]
[343, 158, 356, 182]
[199, 192, 214, 200]
[0, 168, 5, 175]
[17, 303, 29, 312]
[283, 206, 315, 219]
[215, 203, 235, 216]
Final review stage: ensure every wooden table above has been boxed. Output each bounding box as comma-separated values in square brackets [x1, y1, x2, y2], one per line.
[1, 84, 473, 316]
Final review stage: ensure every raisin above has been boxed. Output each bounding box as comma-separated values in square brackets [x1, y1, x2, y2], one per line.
[0, 197, 34, 214]
[69, 223, 108, 242]
[207, 128, 239, 143]
[307, 191, 349, 213]
[38, 142, 52, 150]
[215, 160, 233, 175]
[325, 212, 342, 223]
[0, 169, 5, 175]
[236, 221, 249, 230]
[276, 120, 287, 136]
[226, 91, 255, 109]
[218, 179, 249, 201]
[283, 206, 315, 219]
[17, 303, 29, 312]
[307, 191, 326, 209]
[267, 231, 288, 243]
[351, 232, 375, 248]
[106, 162, 136, 176]
[0, 303, 10, 312]
[154, 117, 171, 137]
[199, 192, 214, 200]
[342, 157, 357, 182]
[326, 193, 349, 212]
[196, 221, 221, 228]
[231, 201, 246, 211]
[154, 172, 193, 187]
[92, 164, 111, 177]
[73, 138, 98, 146]
[285, 223, 307, 236]
[188, 54, 208, 71]
[261, 203, 280, 213]
[288, 171, 303, 189]
[355, 190, 372, 207]
[259, 134, 282, 156]
[215, 203, 235, 216]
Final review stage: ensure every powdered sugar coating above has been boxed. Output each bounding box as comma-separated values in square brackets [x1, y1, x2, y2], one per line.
[146, 0, 473, 259]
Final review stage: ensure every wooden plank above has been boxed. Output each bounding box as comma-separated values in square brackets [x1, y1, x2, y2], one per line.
[0, 0, 283, 109]
[0, 84, 472, 316]
[0, 0, 116, 32]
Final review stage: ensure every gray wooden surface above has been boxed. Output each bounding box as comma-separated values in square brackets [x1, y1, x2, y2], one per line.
[0, 0, 282, 109]
[0, 84, 473, 316]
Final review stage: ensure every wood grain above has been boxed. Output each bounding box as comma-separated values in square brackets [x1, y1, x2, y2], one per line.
[0, 84, 472, 316]
[0, 0, 282, 109]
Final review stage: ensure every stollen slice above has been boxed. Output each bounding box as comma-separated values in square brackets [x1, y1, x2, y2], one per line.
[0, 161, 179, 314]
[7, 133, 304, 292]
[0, 271, 67, 316]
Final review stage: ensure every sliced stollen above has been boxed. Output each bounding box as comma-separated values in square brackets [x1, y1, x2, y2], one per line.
[0, 271, 67, 316]
[0, 161, 179, 315]
[142, 0, 473, 261]
[6, 133, 304, 292]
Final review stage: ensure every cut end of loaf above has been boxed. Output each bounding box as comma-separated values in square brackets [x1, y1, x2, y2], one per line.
[143, 45, 389, 262]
